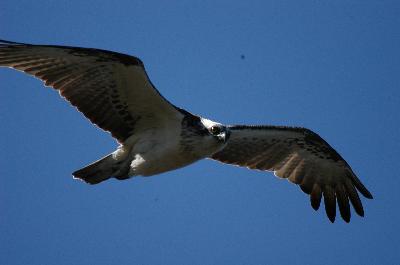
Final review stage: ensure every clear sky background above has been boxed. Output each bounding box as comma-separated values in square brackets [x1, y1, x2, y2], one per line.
[0, 1, 399, 264]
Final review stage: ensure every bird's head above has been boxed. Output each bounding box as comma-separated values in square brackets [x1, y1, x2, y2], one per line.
[201, 118, 230, 144]
[180, 114, 230, 158]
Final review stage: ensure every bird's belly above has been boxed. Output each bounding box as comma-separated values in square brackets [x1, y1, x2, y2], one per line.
[128, 146, 201, 177]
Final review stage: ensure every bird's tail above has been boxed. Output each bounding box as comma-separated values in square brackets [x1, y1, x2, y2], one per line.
[72, 152, 130, 184]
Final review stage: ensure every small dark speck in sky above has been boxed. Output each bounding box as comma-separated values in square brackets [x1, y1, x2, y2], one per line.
[240, 54, 245, 60]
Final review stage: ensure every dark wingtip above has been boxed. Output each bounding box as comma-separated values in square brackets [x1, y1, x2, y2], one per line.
[356, 180, 373, 199]
[326, 207, 336, 223]
[310, 184, 322, 211]
[342, 214, 351, 223]
[364, 191, 373, 200]
[347, 171, 373, 199]
[355, 205, 365, 217]
[311, 201, 320, 211]
[327, 215, 336, 223]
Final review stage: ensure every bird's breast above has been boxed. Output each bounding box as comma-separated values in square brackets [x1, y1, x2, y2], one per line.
[129, 143, 201, 177]
[126, 125, 203, 177]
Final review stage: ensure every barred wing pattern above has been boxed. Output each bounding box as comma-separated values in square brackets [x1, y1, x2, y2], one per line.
[0, 40, 181, 143]
[211, 125, 373, 222]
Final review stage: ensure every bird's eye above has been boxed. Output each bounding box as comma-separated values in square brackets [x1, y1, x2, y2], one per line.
[210, 126, 222, 135]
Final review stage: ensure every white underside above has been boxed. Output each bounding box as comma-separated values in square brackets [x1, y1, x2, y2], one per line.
[110, 106, 225, 178]
[116, 123, 201, 177]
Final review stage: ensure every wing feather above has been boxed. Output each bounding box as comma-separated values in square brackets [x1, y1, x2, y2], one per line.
[0, 39, 182, 143]
[211, 125, 372, 222]
[323, 185, 336, 223]
[310, 183, 322, 210]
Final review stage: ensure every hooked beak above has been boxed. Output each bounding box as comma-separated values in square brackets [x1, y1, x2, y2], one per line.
[219, 128, 231, 143]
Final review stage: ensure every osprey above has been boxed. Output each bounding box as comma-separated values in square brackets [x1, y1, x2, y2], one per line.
[0, 39, 372, 223]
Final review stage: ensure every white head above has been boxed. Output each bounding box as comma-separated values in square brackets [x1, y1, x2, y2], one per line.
[180, 115, 230, 158]
[200, 118, 229, 143]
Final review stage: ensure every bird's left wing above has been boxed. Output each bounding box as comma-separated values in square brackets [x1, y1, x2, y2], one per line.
[0, 40, 183, 143]
[211, 125, 373, 223]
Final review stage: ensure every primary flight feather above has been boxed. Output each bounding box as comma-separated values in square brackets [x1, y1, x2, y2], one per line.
[0, 39, 372, 223]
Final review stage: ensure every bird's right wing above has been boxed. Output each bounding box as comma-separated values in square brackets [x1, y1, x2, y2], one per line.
[0, 40, 184, 143]
[211, 125, 373, 223]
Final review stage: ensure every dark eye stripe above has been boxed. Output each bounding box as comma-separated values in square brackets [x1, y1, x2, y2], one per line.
[211, 126, 221, 135]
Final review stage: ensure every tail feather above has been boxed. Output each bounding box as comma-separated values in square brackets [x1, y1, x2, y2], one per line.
[73, 153, 125, 184]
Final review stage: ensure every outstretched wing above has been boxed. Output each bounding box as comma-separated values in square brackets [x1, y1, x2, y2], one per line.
[211, 125, 373, 223]
[0, 40, 183, 143]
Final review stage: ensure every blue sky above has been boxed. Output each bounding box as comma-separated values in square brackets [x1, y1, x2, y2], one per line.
[1, 1, 399, 264]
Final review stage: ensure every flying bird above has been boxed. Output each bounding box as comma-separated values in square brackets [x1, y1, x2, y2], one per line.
[0, 39, 372, 223]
